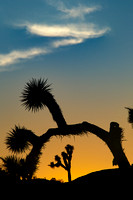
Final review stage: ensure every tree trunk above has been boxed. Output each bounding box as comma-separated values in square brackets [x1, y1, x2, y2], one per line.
[106, 141, 130, 169]
[68, 168, 71, 182]
[25, 139, 43, 179]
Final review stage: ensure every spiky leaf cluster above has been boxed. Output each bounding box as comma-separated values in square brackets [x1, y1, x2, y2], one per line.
[0, 155, 24, 176]
[6, 126, 32, 153]
[0, 155, 38, 179]
[21, 78, 52, 112]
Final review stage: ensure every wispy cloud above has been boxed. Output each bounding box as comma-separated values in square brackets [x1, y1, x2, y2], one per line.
[46, 0, 100, 19]
[52, 38, 84, 48]
[22, 23, 110, 39]
[57, 4, 101, 19]
[0, 47, 50, 69]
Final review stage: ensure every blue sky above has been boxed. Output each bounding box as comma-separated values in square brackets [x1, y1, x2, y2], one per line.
[0, 0, 111, 70]
[1, 0, 133, 180]
[0, 0, 132, 75]
[0, 0, 132, 101]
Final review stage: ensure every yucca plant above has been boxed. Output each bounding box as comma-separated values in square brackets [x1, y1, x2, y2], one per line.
[4, 78, 131, 182]
[20, 78, 67, 127]
[5, 125, 42, 179]
[0, 155, 25, 180]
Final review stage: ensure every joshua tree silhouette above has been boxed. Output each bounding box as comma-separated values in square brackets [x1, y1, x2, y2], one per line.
[3, 78, 131, 180]
[49, 144, 74, 182]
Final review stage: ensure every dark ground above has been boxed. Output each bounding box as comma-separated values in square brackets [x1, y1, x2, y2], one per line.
[1, 168, 133, 186]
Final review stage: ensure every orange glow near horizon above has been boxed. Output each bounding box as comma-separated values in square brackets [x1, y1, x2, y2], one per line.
[1, 98, 133, 182]
[1, 80, 133, 182]
[34, 134, 114, 182]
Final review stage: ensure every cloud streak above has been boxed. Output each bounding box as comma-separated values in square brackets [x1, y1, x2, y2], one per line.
[0, 47, 50, 69]
[52, 38, 84, 48]
[57, 4, 101, 19]
[24, 23, 110, 39]
[46, 0, 100, 19]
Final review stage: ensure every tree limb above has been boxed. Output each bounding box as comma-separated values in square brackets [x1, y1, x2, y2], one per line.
[40, 121, 108, 143]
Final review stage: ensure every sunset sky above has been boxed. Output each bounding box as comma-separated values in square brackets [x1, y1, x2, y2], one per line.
[0, 0, 133, 181]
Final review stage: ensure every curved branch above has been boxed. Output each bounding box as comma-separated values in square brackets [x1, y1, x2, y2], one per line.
[6, 121, 130, 177]
[40, 121, 108, 143]
[41, 121, 130, 169]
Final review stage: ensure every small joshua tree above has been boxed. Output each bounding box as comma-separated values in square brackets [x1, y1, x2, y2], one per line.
[49, 144, 74, 182]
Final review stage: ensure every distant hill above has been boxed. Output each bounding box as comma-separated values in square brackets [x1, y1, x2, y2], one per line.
[71, 168, 133, 186]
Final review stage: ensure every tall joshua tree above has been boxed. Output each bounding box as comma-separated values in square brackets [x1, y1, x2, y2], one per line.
[5, 78, 131, 179]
